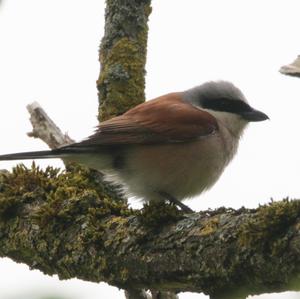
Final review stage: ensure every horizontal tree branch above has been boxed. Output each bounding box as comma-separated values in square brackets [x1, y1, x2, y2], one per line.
[1, 167, 300, 299]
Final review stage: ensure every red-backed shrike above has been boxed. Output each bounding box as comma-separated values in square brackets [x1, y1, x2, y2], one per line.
[0, 81, 268, 212]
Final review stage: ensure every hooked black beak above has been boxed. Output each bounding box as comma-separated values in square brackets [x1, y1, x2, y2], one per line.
[241, 109, 269, 122]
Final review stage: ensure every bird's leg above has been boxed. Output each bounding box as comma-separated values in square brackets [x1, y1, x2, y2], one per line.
[158, 191, 194, 213]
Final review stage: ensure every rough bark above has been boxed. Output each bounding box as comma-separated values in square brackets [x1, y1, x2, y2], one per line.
[1, 180, 300, 299]
[97, 0, 151, 121]
[2, 2, 300, 299]
[96, 2, 152, 297]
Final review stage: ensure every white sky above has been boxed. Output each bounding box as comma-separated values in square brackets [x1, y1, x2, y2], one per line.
[0, 0, 300, 298]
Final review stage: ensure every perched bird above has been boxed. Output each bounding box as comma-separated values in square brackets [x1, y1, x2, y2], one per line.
[0, 81, 268, 212]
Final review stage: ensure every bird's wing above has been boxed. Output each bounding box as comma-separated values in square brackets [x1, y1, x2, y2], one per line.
[67, 92, 218, 149]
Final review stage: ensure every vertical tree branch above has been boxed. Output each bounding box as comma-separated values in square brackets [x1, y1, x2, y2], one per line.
[97, 0, 152, 121]
[97, 1, 154, 298]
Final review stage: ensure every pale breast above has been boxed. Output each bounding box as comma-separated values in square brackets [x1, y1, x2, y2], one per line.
[116, 133, 231, 202]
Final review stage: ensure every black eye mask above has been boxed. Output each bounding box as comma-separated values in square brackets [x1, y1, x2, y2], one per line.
[201, 97, 253, 115]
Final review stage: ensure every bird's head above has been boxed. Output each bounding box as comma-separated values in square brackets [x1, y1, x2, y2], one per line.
[183, 81, 269, 137]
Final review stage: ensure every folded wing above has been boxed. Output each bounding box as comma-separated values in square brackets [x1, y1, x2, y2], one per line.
[66, 92, 218, 150]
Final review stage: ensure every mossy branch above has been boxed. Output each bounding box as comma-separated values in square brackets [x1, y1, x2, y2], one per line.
[97, 0, 152, 121]
[1, 166, 300, 298]
[2, 1, 300, 299]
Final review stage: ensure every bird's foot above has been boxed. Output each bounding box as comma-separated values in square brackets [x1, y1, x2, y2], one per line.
[158, 191, 194, 213]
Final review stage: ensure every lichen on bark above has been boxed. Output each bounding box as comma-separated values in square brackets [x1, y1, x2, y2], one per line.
[0, 163, 130, 279]
[1, 169, 300, 299]
[97, 0, 152, 121]
[2, 1, 300, 298]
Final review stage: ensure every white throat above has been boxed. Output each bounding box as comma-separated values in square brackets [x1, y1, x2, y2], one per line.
[204, 109, 248, 138]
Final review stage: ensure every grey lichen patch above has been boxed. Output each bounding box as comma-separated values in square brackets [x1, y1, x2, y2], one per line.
[100, 0, 152, 54]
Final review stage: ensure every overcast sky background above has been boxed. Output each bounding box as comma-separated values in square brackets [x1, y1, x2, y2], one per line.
[1, 1, 300, 298]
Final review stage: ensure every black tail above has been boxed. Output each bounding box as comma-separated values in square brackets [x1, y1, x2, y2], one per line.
[0, 149, 65, 161]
